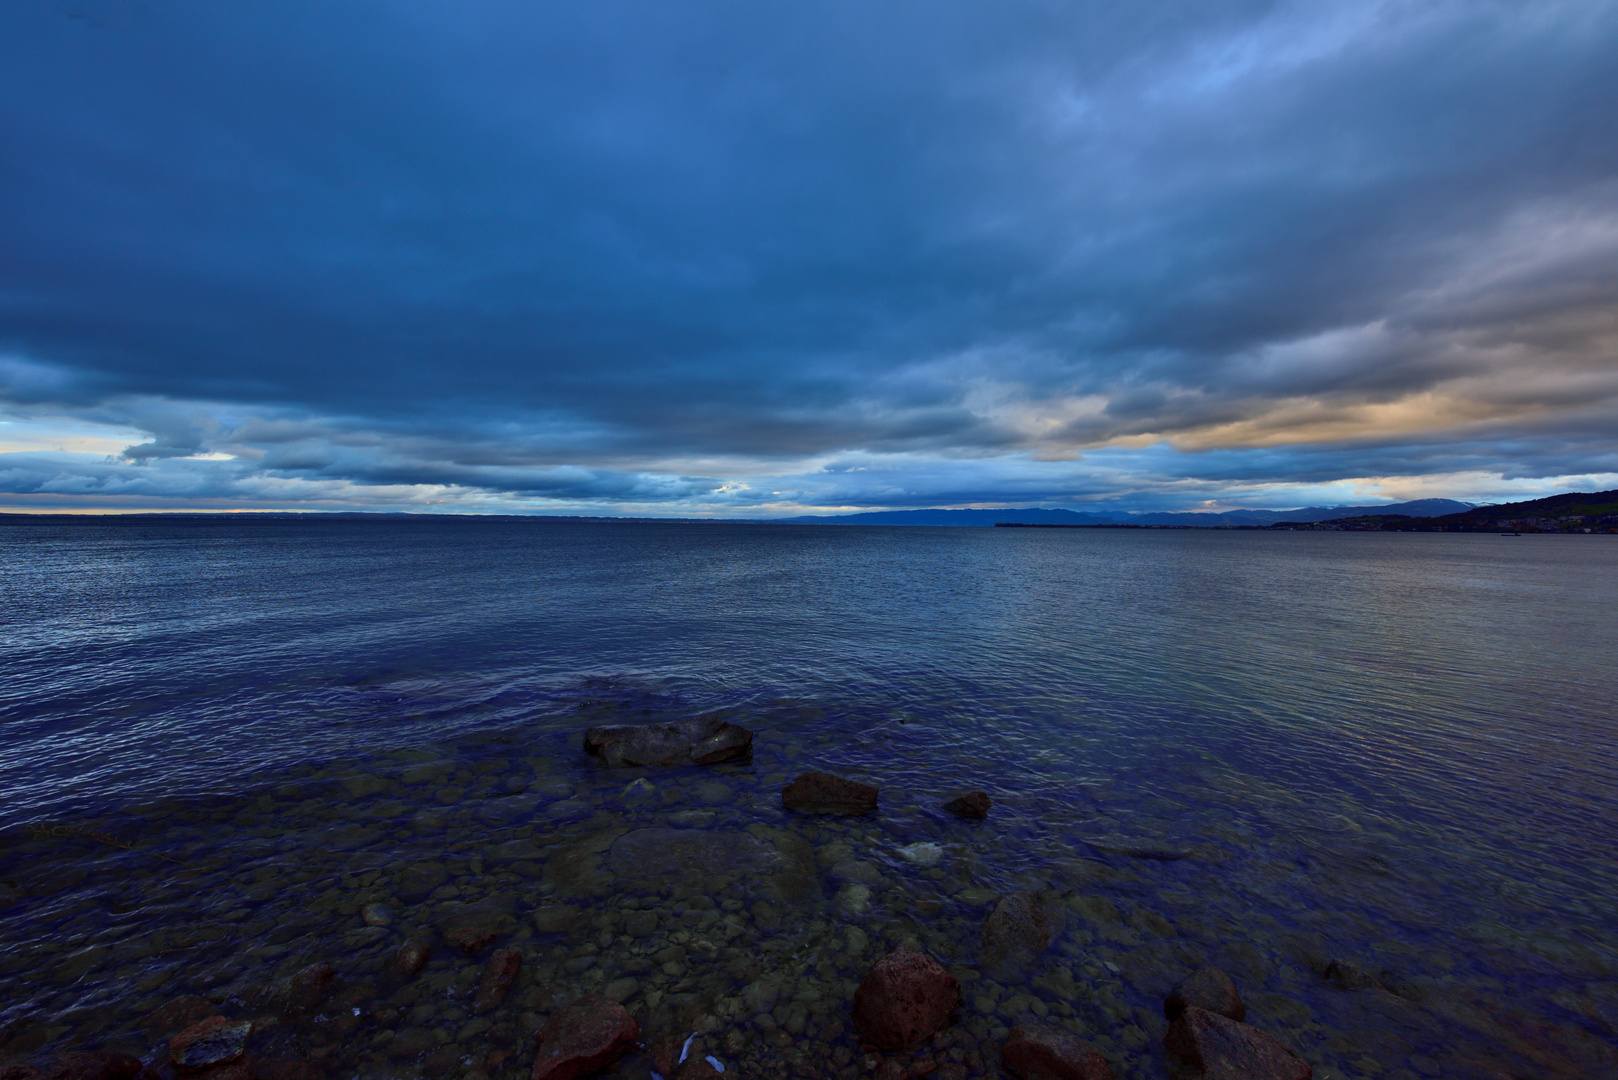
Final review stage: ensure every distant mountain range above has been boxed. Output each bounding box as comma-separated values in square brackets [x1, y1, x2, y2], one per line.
[1274, 489, 1618, 533]
[778, 499, 1476, 527]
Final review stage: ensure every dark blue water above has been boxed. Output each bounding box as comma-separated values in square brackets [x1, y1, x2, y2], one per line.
[2, 517, 1615, 1080]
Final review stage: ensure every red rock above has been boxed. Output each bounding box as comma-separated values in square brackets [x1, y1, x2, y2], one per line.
[1164, 1007, 1310, 1080]
[907, 1058, 940, 1077]
[396, 938, 431, 975]
[1002, 1024, 1114, 1080]
[874, 1061, 906, 1080]
[852, 946, 960, 1051]
[530, 994, 638, 1080]
[170, 1017, 253, 1074]
[942, 792, 991, 819]
[1165, 967, 1245, 1022]
[0, 1065, 43, 1080]
[782, 772, 879, 815]
[474, 948, 522, 1011]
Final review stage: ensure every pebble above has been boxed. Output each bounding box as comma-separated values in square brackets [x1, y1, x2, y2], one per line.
[361, 903, 394, 926]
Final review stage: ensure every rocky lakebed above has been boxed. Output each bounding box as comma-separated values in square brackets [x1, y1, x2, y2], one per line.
[1, 712, 1613, 1080]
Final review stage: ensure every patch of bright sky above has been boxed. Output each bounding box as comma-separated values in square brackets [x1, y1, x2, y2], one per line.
[0, 415, 147, 456]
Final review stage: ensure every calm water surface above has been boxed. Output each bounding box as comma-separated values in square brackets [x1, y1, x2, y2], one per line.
[1, 518, 1615, 1080]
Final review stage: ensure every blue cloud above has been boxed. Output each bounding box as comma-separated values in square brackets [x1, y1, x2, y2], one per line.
[2, 0, 1616, 512]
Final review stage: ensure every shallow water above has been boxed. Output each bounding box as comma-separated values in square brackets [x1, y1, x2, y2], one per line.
[1, 518, 1615, 1080]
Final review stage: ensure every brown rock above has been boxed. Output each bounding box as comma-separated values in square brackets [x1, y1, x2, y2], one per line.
[675, 1059, 724, 1080]
[1002, 1024, 1113, 1080]
[169, 1017, 253, 1074]
[852, 946, 960, 1051]
[1164, 1007, 1310, 1080]
[583, 717, 753, 768]
[530, 994, 639, 1080]
[782, 771, 879, 815]
[143, 997, 217, 1039]
[1165, 967, 1245, 1022]
[285, 964, 336, 1008]
[0, 1065, 43, 1080]
[396, 938, 431, 976]
[874, 1061, 906, 1080]
[942, 792, 991, 819]
[441, 894, 518, 954]
[474, 948, 522, 1012]
[907, 1058, 940, 1078]
[980, 891, 1064, 975]
[1322, 958, 1384, 991]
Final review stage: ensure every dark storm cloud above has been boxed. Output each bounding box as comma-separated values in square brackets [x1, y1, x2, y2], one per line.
[1, 0, 1616, 510]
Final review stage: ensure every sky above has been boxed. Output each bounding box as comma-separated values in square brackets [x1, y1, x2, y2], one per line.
[2, 0, 1616, 516]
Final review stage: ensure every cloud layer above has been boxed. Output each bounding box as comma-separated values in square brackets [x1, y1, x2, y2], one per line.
[2, 0, 1616, 513]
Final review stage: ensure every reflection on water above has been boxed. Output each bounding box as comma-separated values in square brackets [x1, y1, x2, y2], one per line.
[1, 520, 1615, 1080]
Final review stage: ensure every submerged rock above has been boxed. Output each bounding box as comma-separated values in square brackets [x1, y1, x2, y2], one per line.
[1164, 1007, 1310, 1080]
[439, 894, 518, 954]
[284, 964, 336, 1008]
[1079, 834, 1191, 860]
[396, 937, 431, 975]
[582, 717, 753, 767]
[170, 1017, 252, 1074]
[943, 792, 992, 819]
[475, 948, 522, 1012]
[1323, 958, 1385, 991]
[781, 771, 879, 815]
[852, 946, 960, 1051]
[361, 903, 394, 927]
[1165, 967, 1245, 1022]
[1002, 1023, 1114, 1080]
[897, 842, 944, 866]
[980, 891, 1065, 975]
[530, 994, 638, 1080]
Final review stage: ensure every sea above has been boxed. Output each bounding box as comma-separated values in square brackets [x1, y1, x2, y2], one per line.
[1, 516, 1615, 1080]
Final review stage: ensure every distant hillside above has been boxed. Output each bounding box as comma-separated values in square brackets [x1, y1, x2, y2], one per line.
[781, 499, 1473, 527]
[1274, 489, 1618, 533]
[779, 507, 1120, 526]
